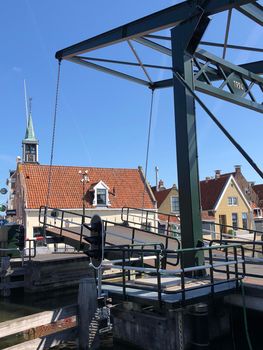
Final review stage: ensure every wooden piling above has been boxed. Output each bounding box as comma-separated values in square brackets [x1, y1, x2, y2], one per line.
[78, 277, 99, 350]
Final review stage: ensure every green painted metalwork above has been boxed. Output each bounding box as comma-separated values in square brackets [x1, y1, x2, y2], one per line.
[171, 14, 209, 268]
[54, 0, 262, 269]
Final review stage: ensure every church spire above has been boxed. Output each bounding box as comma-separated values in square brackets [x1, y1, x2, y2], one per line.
[22, 102, 39, 163]
[24, 113, 37, 141]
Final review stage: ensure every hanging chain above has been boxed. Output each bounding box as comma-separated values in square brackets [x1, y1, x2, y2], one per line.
[46, 59, 62, 209]
[141, 89, 155, 212]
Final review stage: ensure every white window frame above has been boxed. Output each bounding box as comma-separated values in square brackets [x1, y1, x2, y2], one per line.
[228, 196, 238, 206]
[92, 181, 110, 207]
[170, 196, 180, 213]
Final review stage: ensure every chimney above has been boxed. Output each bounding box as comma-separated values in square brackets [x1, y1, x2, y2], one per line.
[235, 165, 241, 173]
[215, 170, 221, 179]
[205, 176, 210, 182]
[16, 156, 21, 164]
[249, 181, 255, 187]
[158, 179, 165, 190]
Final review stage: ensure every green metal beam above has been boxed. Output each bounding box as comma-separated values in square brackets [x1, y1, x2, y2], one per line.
[68, 56, 151, 87]
[55, 0, 255, 60]
[171, 14, 209, 268]
[238, 2, 263, 25]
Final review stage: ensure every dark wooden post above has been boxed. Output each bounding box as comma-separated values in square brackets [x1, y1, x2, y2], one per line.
[78, 277, 99, 350]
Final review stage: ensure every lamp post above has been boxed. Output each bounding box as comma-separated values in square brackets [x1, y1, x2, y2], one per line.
[79, 170, 89, 218]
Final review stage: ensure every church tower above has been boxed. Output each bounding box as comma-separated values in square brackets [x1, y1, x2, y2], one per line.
[22, 112, 39, 163]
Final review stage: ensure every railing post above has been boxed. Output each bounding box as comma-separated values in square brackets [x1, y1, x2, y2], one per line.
[208, 249, 214, 294]
[233, 247, 239, 289]
[156, 252, 162, 308]
[60, 210, 64, 236]
[252, 230, 256, 258]
[122, 249, 126, 300]
[80, 214, 84, 250]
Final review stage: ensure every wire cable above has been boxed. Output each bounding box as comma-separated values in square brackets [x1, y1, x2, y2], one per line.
[141, 89, 155, 211]
[44, 59, 62, 239]
[46, 59, 62, 208]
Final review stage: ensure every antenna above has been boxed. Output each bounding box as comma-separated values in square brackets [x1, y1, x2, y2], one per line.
[24, 80, 29, 125]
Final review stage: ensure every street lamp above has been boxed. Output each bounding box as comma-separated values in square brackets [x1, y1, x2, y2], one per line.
[79, 170, 89, 218]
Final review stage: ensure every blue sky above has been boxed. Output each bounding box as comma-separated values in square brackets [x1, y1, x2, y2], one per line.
[0, 0, 262, 202]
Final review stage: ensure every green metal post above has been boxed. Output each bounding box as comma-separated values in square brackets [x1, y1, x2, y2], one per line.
[171, 15, 209, 268]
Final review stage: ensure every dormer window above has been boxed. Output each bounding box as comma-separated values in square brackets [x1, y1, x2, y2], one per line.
[97, 189, 106, 205]
[91, 180, 110, 207]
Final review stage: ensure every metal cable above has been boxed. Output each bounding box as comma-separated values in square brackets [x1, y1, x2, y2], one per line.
[172, 70, 263, 180]
[142, 89, 155, 211]
[46, 59, 62, 208]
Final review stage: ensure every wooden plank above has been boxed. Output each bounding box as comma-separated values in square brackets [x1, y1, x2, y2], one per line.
[0, 304, 77, 338]
[2, 327, 77, 350]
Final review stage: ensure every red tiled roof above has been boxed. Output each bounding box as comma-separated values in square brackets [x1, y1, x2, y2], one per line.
[19, 164, 155, 210]
[151, 188, 172, 208]
[200, 175, 230, 210]
[252, 184, 263, 201]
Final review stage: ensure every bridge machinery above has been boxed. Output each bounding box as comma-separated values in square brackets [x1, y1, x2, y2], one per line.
[49, 1, 263, 348]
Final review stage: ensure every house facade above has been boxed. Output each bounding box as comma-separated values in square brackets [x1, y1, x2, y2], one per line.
[151, 181, 180, 234]
[200, 173, 252, 234]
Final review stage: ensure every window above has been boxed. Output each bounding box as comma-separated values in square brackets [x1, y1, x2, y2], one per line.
[158, 223, 166, 234]
[242, 213, 248, 229]
[228, 196, 238, 206]
[171, 196, 180, 213]
[92, 181, 110, 207]
[232, 213, 238, 230]
[97, 188, 107, 205]
[26, 144, 36, 154]
[33, 226, 43, 237]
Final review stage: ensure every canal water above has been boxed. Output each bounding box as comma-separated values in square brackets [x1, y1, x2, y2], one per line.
[0, 288, 138, 350]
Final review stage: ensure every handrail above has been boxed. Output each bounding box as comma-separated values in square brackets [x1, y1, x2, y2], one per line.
[39, 206, 180, 256]
[102, 243, 244, 306]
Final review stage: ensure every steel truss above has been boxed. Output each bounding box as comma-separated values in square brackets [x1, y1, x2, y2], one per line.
[55, 0, 263, 268]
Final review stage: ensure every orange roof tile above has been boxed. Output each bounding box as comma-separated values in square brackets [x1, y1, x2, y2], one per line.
[19, 164, 155, 210]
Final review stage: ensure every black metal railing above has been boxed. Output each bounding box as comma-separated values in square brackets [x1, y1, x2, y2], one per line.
[101, 243, 245, 307]
[39, 206, 180, 265]
[121, 207, 180, 237]
[209, 239, 263, 279]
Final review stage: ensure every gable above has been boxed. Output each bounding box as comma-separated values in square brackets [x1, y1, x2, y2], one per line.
[214, 176, 251, 211]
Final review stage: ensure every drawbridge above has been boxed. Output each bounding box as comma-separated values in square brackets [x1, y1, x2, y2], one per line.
[39, 206, 251, 307]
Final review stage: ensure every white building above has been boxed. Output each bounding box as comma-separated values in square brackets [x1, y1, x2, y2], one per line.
[9, 113, 156, 239]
